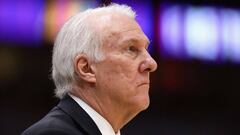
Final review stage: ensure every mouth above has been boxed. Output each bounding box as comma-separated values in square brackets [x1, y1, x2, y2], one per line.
[138, 82, 149, 87]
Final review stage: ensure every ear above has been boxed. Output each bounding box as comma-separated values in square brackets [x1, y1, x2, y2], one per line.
[74, 54, 96, 83]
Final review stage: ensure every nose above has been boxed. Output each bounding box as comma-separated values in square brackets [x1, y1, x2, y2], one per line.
[139, 52, 157, 73]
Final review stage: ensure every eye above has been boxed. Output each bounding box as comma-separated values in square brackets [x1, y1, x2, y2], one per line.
[128, 46, 139, 53]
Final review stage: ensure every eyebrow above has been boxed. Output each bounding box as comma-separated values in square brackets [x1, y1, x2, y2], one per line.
[122, 38, 150, 49]
[120, 28, 139, 33]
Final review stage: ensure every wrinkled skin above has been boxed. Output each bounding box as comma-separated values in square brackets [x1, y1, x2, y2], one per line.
[73, 13, 158, 132]
[93, 13, 158, 129]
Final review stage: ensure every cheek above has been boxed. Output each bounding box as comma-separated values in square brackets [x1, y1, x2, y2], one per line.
[113, 62, 138, 86]
[99, 60, 138, 91]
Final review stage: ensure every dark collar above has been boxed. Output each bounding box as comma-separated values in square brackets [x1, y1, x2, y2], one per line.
[57, 94, 102, 135]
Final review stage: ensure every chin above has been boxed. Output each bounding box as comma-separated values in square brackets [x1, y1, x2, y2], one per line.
[135, 95, 150, 112]
[142, 97, 150, 110]
[130, 86, 150, 112]
[139, 89, 150, 109]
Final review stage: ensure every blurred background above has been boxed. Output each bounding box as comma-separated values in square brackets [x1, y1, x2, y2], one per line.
[0, 0, 240, 134]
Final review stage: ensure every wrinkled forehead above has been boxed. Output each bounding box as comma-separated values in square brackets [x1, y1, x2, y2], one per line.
[86, 12, 149, 52]
[94, 13, 147, 44]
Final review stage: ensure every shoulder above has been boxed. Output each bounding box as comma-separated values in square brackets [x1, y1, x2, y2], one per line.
[21, 106, 85, 135]
[22, 127, 83, 135]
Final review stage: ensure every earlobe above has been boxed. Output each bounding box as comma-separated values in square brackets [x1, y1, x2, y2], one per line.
[74, 54, 96, 83]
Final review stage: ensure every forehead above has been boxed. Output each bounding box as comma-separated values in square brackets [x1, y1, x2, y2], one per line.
[119, 29, 149, 43]
[99, 13, 149, 47]
[115, 29, 150, 49]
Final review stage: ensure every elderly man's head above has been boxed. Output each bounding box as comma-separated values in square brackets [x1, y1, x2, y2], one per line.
[52, 4, 137, 98]
[52, 3, 157, 131]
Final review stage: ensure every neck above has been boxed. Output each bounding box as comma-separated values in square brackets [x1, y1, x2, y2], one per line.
[70, 85, 137, 132]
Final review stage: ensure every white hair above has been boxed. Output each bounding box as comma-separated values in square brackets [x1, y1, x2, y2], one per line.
[52, 3, 136, 98]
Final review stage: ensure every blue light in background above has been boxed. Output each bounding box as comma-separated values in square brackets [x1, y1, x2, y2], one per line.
[0, 0, 99, 47]
[159, 4, 240, 64]
[160, 5, 184, 58]
[112, 0, 154, 52]
[0, 0, 44, 47]
[184, 7, 220, 61]
[221, 9, 240, 62]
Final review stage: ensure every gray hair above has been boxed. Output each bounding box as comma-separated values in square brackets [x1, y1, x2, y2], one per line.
[52, 3, 136, 98]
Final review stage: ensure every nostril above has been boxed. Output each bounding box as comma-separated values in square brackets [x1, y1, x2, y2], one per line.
[145, 68, 151, 72]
